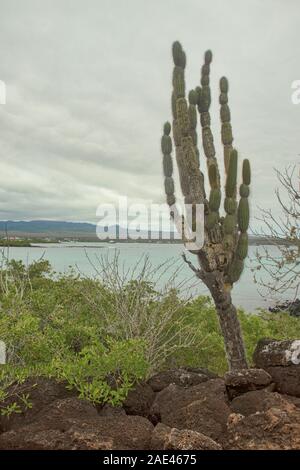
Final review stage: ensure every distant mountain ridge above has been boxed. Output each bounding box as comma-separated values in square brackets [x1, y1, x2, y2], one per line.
[0, 220, 97, 233]
[0, 220, 161, 239]
[0, 220, 273, 244]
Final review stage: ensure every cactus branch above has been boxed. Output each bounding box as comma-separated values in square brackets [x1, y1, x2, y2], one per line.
[220, 77, 234, 174]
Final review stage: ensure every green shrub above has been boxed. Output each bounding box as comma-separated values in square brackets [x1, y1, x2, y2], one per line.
[56, 339, 148, 405]
[0, 257, 299, 415]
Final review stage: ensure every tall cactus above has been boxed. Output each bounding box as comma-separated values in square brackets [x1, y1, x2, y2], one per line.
[160, 42, 252, 370]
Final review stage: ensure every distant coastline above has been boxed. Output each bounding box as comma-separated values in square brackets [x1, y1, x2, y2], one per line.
[0, 220, 294, 246]
[0, 235, 293, 247]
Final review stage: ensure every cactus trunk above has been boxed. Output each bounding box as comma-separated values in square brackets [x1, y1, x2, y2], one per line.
[213, 289, 248, 369]
[199, 270, 248, 369]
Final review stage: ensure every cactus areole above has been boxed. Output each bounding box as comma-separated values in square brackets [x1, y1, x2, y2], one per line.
[160, 42, 251, 370]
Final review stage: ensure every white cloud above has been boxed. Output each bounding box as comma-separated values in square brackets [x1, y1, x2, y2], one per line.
[0, 0, 299, 228]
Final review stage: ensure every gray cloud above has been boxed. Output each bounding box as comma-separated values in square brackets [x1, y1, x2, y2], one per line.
[0, 0, 299, 227]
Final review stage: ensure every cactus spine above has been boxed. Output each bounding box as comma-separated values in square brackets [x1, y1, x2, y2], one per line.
[160, 42, 252, 370]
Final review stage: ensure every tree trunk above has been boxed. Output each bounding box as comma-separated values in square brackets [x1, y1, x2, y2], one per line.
[200, 270, 248, 370]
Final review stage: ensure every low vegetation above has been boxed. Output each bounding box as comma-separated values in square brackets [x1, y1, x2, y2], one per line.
[0, 238, 58, 247]
[0, 256, 300, 416]
[0, 239, 32, 247]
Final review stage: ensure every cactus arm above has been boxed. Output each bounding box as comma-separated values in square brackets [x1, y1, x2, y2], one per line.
[223, 148, 238, 250]
[187, 89, 206, 205]
[220, 77, 234, 174]
[171, 42, 190, 201]
[235, 158, 251, 260]
[196, 51, 224, 241]
[161, 121, 189, 242]
[219, 78, 240, 288]
[223, 149, 239, 286]
[198, 51, 220, 187]
[172, 42, 205, 207]
[172, 42, 206, 251]
[225, 158, 251, 286]
[161, 122, 175, 207]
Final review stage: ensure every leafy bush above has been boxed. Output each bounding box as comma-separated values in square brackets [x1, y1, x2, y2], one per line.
[0, 259, 150, 414]
[0, 255, 299, 415]
[56, 339, 147, 405]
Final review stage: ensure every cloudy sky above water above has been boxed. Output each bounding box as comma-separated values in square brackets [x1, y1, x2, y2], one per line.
[0, 0, 299, 230]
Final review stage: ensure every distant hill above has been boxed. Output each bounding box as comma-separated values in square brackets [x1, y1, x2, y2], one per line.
[0, 220, 282, 244]
[0, 220, 96, 234]
[0, 220, 162, 241]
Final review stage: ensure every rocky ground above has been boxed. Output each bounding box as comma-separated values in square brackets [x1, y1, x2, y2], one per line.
[1, 338, 300, 450]
[269, 299, 300, 317]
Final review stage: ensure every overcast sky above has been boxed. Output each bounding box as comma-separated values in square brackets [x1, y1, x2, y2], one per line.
[0, 0, 299, 230]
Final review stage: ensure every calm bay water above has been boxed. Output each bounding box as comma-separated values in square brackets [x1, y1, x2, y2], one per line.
[1, 242, 279, 312]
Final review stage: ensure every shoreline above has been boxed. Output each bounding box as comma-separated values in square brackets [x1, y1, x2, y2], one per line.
[1, 239, 296, 248]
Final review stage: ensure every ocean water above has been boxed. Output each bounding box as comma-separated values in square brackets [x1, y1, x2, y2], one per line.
[0, 242, 281, 312]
